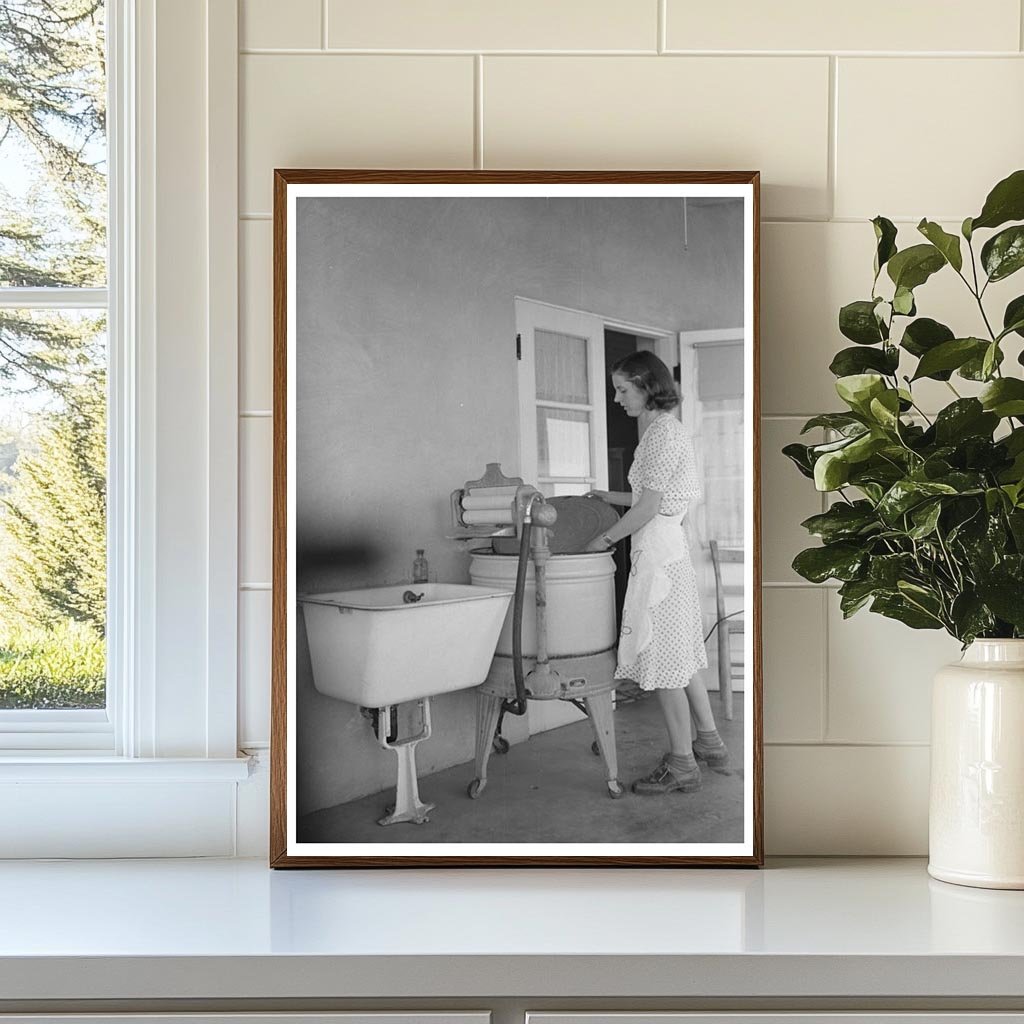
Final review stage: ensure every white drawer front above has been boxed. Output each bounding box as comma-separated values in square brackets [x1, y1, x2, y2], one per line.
[528, 1016, 1024, 1024]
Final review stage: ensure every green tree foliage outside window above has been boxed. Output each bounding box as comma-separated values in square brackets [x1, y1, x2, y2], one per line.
[0, 1, 106, 708]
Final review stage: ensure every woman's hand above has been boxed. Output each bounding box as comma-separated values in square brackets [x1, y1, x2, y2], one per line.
[583, 534, 611, 553]
[583, 489, 610, 502]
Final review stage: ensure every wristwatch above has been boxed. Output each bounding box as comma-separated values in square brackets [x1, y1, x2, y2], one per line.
[601, 534, 615, 548]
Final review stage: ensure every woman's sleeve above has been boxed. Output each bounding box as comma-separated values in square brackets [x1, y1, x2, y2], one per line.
[635, 418, 684, 492]
[678, 434, 702, 499]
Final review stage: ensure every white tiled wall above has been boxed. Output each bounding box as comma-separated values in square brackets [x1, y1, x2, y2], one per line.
[237, 0, 1024, 853]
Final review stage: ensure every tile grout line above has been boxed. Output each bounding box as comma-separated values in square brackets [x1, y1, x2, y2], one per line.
[827, 55, 838, 221]
[475, 55, 484, 169]
[658, 0, 666, 54]
[765, 740, 931, 748]
[820, 587, 830, 743]
[237, 47, 1024, 57]
[321, 0, 328, 50]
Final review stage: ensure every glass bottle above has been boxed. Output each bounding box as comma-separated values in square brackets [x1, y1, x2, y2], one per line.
[412, 549, 429, 583]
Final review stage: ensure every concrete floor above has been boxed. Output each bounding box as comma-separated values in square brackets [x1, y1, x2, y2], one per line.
[299, 689, 745, 845]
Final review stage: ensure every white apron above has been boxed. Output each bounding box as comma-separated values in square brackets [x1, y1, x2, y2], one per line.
[617, 512, 688, 669]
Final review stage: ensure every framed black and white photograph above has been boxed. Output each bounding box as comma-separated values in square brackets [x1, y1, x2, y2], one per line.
[270, 170, 762, 867]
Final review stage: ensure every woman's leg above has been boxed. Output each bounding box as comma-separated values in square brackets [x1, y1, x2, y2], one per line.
[633, 687, 702, 794]
[656, 688, 693, 756]
[685, 676, 730, 771]
[683, 675, 717, 733]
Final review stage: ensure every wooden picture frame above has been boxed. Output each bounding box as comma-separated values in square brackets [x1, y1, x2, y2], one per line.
[271, 170, 762, 867]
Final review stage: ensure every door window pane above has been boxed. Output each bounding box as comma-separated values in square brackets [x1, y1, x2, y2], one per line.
[535, 329, 589, 404]
[536, 407, 591, 478]
[702, 398, 743, 549]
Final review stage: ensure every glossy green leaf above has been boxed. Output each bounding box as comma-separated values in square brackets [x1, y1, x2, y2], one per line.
[835, 373, 886, 413]
[814, 450, 851, 491]
[838, 578, 878, 617]
[844, 432, 888, 465]
[781, 442, 815, 479]
[971, 168, 1024, 232]
[892, 286, 916, 316]
[800, 413, 866, 435]
[829, 345, 900, 378]
[934, 399, 999, 445]
[908, 500, 942, 539]
[868, 389, 902, 430]
[867, 552, 915, 587]
[877, 479, 958, 523]
[982, 342, 1000, 381]
[950, 593, 996, 644]
[981, 225, 1024, 282]
[900, 318, 955, 370]
[886, 244, 946, 291]
[917, 219, 963, 272]
[911, 337, 988, 381]
[1002, 295, 1024, 340]
[961, 216, 973, 241]
[792, 543, 866, 584]
[871, 594, 943, 630]
[959, 343, 1004, 381]
[872, 216, 898, 277]
[800, 501, 879, 543]
[980, 378, 1024, 418]
[976, 579, 1024, 629]
[839, 300, 887, 345]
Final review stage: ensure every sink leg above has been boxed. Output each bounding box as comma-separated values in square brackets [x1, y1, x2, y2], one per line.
[376, 699, 436, 826]
[470, 691, 503, 798]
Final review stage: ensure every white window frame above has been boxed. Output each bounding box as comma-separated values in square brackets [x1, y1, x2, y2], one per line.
[0, 0, 247, 857]
[0, 12, 119, 749]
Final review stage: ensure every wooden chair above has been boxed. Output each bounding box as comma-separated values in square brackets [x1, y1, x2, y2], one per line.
[709, 540, 744, 720]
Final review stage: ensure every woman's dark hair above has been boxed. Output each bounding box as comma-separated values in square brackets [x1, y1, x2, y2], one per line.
[609, 350, 680, 411]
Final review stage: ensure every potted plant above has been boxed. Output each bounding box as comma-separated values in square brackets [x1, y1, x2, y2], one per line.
[784, 169, 1024, 889]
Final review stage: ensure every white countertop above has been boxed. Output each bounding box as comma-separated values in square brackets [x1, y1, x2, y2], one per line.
[2, 857, 1024, 1001]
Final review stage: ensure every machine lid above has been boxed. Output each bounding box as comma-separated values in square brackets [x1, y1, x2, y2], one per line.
[547, 496, 620, 554]
[490, 495, 620, 555]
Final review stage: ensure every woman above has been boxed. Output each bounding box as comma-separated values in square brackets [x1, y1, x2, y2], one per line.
[584, 351, 728, 795]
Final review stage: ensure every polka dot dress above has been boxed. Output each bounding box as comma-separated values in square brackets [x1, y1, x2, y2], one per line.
[615, 414, 708, 691]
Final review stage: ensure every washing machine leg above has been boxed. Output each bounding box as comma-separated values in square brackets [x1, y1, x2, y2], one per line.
[585, 691, 624, 798]
[469, 691, 503, 798]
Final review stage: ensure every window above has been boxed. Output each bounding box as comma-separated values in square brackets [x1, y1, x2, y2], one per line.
[0, 1, 109, 727]
[694, 339, 745, 549]
[515, 298, 609, 496]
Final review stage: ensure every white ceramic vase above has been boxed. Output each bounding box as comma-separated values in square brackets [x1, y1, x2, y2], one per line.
[929, 639, 1024, 889]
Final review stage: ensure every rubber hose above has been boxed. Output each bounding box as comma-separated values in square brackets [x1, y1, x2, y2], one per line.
[506, 516, 532, 716]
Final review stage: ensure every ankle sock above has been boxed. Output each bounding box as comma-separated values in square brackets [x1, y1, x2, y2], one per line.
[667, 752, 698, 773]
[696, 729, 725, 748]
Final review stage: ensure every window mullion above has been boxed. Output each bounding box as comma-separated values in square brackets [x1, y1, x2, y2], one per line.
[0, 288, 108, 310]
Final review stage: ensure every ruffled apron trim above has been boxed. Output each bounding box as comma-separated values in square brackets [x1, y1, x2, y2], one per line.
[617, 513, 687, 668]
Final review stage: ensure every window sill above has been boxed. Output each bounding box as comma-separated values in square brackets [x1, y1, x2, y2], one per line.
[0, 754, 252, 782]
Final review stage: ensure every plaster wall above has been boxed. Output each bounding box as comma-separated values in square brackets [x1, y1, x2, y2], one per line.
[292, 196, 742, 812]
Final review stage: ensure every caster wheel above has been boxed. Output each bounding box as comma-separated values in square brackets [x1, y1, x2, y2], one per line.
[467, 778, 486, 799]
[384, 803, 395, 816]
[591, 741, 601, 756]
[492, 736, 510, 755]
[607, 780, 626, 799]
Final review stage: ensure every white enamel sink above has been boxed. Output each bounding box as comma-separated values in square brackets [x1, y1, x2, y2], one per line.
[299, 583, 513, 708]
